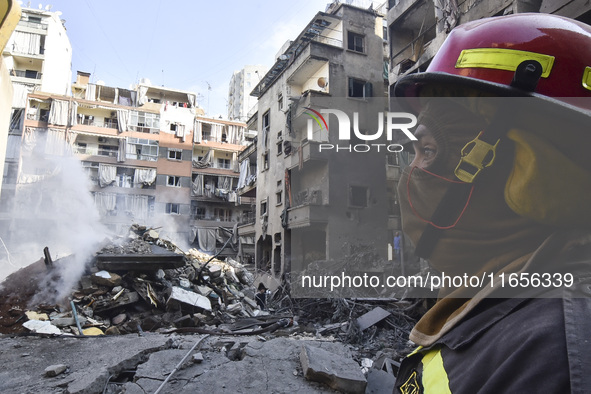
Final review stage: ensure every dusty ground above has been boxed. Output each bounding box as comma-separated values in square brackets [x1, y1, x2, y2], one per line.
[0, 333, 366, 393]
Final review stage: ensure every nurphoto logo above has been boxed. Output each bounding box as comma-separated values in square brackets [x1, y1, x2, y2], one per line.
[304, 107, 418, 153]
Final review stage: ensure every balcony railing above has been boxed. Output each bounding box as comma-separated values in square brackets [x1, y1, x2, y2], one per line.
[10, 69, 42, 79]
[18, 20, 48, 30]
[79, 118, 119, 129]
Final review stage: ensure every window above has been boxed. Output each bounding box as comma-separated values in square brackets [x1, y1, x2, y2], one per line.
[130, 111, 160, 133]
[214, 208, 231, 221]
[126, 138, 159, 161]
[76, 143, 87, 154]
[262, 152, 269, 171]
[262, 111, 270, 132]
[170, 123, 177, 132]
[349, 185, 369, 207]
[277, 141, 283, 155]
[167, 176, 181, 187]
[278, 93, 283, 111]
[9, 108, 23, 131]
[217, 158, 231, 169]
[168, 149, 182, 161]
[195, 207, 206, 220]
[166, 203, 180, 215]
[348, 78, 373, 98]
[98, 145, 118, 157]
[260, 200, 268, 216]
[387, 152, 400, 166]
[347, 31, 365, 53]
[276, 191, 283, 206]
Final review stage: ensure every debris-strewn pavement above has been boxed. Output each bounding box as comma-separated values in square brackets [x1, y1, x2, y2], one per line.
[0, 334, 370, 393]
[0, 224, 428, 393]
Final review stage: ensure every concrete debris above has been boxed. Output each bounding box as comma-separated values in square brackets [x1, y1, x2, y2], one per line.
[300, 344, 367, 393]
[24, 311, 49, 321]
[167, 286, 212, 312]
[356, 307, 391, 331]
[44, 364, 67, 377]
[0, 223, 429, 394]
[82, 327, 104, 336]
[365, 368, 396, 394]
[192, 352, 204, 363]
[22, 320, 62, 335]
[91, 270, 122, 287]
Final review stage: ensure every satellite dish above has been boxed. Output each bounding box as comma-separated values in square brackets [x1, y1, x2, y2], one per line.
[317, 77, 327, 88]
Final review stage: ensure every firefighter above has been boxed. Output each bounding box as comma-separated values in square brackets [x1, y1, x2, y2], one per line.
[393, 13, 591, 393]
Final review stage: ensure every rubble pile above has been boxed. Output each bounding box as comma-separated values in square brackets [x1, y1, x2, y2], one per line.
[0, 225, 279, 337]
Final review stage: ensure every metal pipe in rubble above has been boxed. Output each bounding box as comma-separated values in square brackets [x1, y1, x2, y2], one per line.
[154, 334, 210, 394]
[70, 300, 84, 336]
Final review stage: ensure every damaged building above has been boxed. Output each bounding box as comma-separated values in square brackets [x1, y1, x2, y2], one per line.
[1, 72, 252, 257]
[238, 3, 392, 287]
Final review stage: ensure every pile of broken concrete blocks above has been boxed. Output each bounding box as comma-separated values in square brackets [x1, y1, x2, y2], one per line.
[22, 225, 270, 336]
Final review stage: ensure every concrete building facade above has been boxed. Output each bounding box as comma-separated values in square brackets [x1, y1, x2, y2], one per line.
[238, 4, 391, 283]
[1, 4, 71, 208]
[227, 65, 268, 122]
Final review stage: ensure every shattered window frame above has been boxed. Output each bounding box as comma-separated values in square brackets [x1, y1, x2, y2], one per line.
[166, 175, 181, 187]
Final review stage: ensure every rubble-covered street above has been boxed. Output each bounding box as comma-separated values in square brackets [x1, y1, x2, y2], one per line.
[0, 225, 426, 393]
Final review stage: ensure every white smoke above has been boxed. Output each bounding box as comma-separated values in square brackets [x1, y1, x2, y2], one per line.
[0, 130, 109, 303]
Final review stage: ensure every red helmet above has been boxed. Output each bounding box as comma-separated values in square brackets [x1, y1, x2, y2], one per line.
[395, 13, 591, 110]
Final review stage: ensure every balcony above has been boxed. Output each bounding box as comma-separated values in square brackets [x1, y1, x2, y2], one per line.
[286, 204, 329, 229]
[74, 146, 119, 159]
[10, 69, 42, 83]
[79, 118, 119, 129]
[287, 140, 328, 169]
[17, 20, 48, 31]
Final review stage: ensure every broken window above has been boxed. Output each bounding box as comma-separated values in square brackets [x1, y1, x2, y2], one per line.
[278, 93, 283, 111]
[9, 108, 23, 131]
[166, 203, 180, 214]
[348, 78, 373, 98]
[167, 176, 181, 187]
[168, 148, 182, 161]
[262, 152, 269, 171]
[347, 31, 365, 53]
[260, 200, 268, 216]
[349, 185, 369, 208]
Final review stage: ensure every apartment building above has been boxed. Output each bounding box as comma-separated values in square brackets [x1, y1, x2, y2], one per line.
[4, 73, 249, 255]
[238, 3, 390, 283]
[1, 4, 71, 207]
[227, 65, 268, 122]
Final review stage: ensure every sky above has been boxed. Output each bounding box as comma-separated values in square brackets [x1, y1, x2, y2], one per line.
[29, 0, 335, 118]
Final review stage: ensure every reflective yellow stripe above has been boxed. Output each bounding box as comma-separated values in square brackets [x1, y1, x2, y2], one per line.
[582, 67, 591, 91]
[456, 48, 554, 78]
[421, 348, 452, 394]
